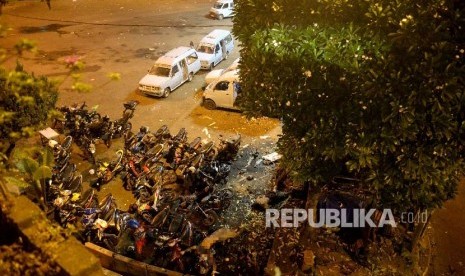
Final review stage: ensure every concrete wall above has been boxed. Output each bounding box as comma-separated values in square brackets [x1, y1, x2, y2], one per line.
[4, 195, 105, 276]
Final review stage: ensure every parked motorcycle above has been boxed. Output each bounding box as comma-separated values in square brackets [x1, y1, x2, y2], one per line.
[112, 101, 138, 138]
[92, 150, 124, 189]
[51, 135, 73, 169]
[80, 134, 96, 164]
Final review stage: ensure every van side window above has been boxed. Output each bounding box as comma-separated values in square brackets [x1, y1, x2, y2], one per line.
[215, 81, 229, 91]
[224, 35, 232, 45]
[224, 3, 229, 8]
[187, 52, 198, 64]
[171, 64, 179, 75]
[215, 44, 220, 53]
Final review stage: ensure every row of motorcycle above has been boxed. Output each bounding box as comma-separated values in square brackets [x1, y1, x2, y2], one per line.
[53, 101, 138, 163]
[45, 102, 242, 274]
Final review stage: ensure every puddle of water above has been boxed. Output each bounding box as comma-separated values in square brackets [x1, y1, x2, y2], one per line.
[80, 64, 102, 73]
[19, 24, 71, 35]
[114, 58, 130, 63]
[134, 48, 160, 59]
[37, 49, 77, 60]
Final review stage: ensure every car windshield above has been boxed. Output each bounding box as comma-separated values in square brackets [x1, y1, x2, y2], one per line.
[197, 45, 214, 54]
[149, 65, 170, 77]
[213, 3, 224, 9]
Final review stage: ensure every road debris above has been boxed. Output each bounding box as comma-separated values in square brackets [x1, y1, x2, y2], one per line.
[262, 152, 282, 164]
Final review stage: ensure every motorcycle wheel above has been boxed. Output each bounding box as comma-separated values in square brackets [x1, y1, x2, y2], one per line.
[125, 122, 132, 132]
[141, 211, 153, 224]
[202, 210, 218, 227]
[90, 113, 101, 122]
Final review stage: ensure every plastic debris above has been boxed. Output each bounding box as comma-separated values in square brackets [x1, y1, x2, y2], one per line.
[262, 152, 282, 163]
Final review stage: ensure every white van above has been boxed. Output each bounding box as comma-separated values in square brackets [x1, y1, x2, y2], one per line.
[197, 29, 234, 71]
[209, 0, 234, 20]
[202, 69, 240, 110]
[138, 46, 201, 98]
[205, 57, 240, 85]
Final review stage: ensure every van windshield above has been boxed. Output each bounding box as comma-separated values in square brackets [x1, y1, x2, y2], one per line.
[197, 45, 214, 54]
[149, 65, 170, 77]
[213, 3, 224, 9]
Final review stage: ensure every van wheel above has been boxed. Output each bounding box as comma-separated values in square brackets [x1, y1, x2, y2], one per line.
[218, 14, 224, 20]
[209, 63, 214, 71]
[224, 51, 229, 60]
[203, 99, 217, 110]
[188, 73, 194, 82]
[162, 88, 171, 98]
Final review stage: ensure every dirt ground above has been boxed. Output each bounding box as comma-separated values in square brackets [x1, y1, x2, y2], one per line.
[2, 1, 465, 275]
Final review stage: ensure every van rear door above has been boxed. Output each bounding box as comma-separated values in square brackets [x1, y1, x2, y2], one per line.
[180, 59, 188, 81]
[170, 63, 183, 89]
[214, 44, 223, 65]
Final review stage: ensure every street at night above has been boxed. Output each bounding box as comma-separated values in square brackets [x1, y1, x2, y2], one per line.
[1, 0, 465, 275]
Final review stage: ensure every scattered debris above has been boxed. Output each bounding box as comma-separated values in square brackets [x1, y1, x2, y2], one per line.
[200, 228, 239, 250]
[202, 127, 211, 138]
[263, 152, 282, 164]
[252, 195, 270, 210]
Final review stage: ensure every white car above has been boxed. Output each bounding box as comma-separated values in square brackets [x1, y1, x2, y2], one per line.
[139, 47, 201, 98]
[197, 29, 234, 70]
[203, 69, 240, 110]
[204, 57, 240, 85]
[210, 0, 234, 20]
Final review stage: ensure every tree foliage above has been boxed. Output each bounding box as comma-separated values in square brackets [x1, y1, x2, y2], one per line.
[0, 65, 58, 155]
[233, 0, 465, 212]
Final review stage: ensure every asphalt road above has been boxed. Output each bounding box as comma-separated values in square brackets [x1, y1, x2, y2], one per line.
[1, 0, 281, 142]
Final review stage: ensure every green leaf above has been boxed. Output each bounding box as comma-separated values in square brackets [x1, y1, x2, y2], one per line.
[15, 157, 39, 176]
[3, 176, 31, 189]
[32, 165, 52, 181]
[38, 148, 54, 167]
